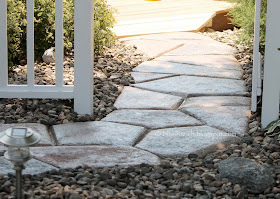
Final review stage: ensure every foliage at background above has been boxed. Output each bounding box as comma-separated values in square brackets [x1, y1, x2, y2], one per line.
[7, 0, 116, 66]
[226, 0, 267, 49]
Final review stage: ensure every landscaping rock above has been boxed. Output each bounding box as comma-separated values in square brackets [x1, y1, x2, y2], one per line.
[42, 47, 55, 64]
[216, 157, 275, 193]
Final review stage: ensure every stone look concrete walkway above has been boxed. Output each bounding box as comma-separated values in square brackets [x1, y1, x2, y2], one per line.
[0, 32, 250, 175]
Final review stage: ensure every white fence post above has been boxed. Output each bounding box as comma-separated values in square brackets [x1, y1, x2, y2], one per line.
[55, 0, 64, 88]
[0, 0, 8, 87]
[74, 0, 94, 114]
[27, 0, 35, 87]
[261, 0, 280, 128]
[251, 0, 261, 112]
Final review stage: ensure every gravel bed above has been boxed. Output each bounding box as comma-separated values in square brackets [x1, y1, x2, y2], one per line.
[0, 41, 144, 125]
[1, 30, 279, 198]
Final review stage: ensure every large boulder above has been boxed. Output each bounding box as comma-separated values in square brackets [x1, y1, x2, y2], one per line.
[216, 157, 275, 194]
[42, 47, 55, 64]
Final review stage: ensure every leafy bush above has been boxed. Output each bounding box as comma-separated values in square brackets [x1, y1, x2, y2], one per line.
[227, 0, 267, 48]
[7, 0, 116, 65]
[94, 0, 116, 53]
[7, 0, 26, 66]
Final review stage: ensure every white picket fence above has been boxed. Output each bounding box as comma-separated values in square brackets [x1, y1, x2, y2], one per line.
[0, 0, 94, 115]
[261, 0, 280, 128]
[251, 0, 262, 113]
[252, 0, 280, 128]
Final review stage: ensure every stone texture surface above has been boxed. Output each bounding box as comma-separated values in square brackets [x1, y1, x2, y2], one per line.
[123, 39, 183, 58]
[0, 157, 58, 175]
[185, 106, 251, 135]
[164, 40, 237, 56]
[134, 76, 248, 97]
[32, 146, 161, 168]
[120, 32, 212, 41]
[0, 123, 53, 146]
[155, 55, 242, 71]
[136, 126, 238, 157]
[114, 86, 183, 109]
[179, 96, 251, 109]
[216, 157, 275, 194]
[54, 121, 145, 146]
[133, 61, 243, 79]
[131, 72, 174, 83]
[0, 144, 5, 156]
[102, 110, 201, 129]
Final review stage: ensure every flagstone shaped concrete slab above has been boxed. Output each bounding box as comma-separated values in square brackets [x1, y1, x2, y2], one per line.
[0, 157, 58, 175]
[123, 39, 183, 58]
[136, 126, 238, 157]
[179, 96, 251, 109]
[31, 146, 161, 168]
[131, 72, 175, 83]
[120, 32, 213, 41]
[184, 106, 251, 135]
[164, 40, 237, 56]
[54, 121, 146, 146]
[0, 123, 53, 146]
[114, 86, 183, 109]
[133, 76, 248, 97]
[102, 110, 202, 129]
[133, 61, 243, 79]
[155, 55, 242, 71]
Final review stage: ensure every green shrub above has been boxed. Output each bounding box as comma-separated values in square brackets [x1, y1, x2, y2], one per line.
[227, 0, 267, 48]
[7, 0, 116, 66]
[7, 0, 26, 66]
[94, 0, 116, 53]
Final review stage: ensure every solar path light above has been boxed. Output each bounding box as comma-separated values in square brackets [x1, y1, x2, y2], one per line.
[0, 127, 41, 199]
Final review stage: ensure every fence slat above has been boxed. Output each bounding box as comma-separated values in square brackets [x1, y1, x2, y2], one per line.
[257, 52, 262, 96]
[27, 0, 35, 87]
[55, 0, 64, 88]
[0, 0, 8, 87]
[261, 0, 280, 128]
[0, 85, 74, 99]
[74, 0, 94, 114]
[251, 0, 261, 112]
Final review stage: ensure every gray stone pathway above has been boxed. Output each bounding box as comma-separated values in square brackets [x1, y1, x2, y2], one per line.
[102, 110, 201, 129]
[113, 86, 183, 109]
[133, 61, 243, 79]
[155, 55, 243, 71]
[0, 32, 250, 174]
[133, 76, 248, 97]
[54, 121, 146, 146]
[136, 126, 239, 157]
[30, 146, 161, 168]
